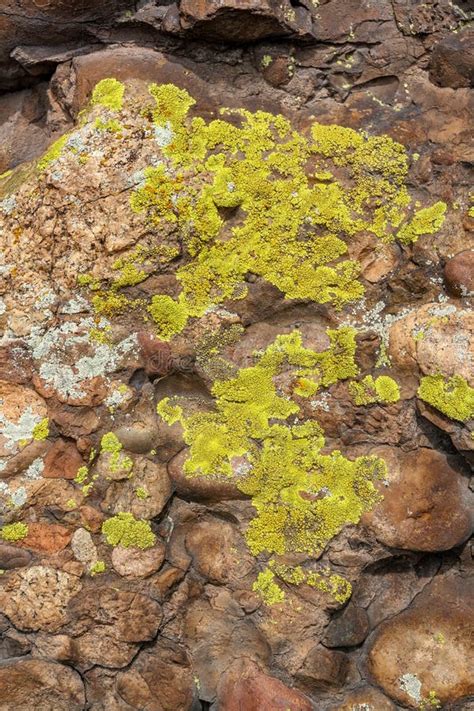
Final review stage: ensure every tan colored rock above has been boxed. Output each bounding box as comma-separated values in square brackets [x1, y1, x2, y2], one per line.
[363, 447, 472, 552]
[367, 574, 474, 707]
[185, 516, 254, 585]
[43, 439, 84, 479]
[116, 640, 195, 711]
[218, 659, 313, 711]
[0, 381, 48, 456]
[102, 456, 172, 519]
[111, 542, 165, 578]
[70, 527, 97, 566]
[0, 565, 81, 631]
[296, 646, 349, 691]
[330, 686, 396, 710]
[0, 659, 85, 711]
[388, 303, 473, 381]
[68, 587, 162, 669]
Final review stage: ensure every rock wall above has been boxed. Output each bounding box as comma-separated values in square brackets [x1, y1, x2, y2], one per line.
[0, 2, 473, 710]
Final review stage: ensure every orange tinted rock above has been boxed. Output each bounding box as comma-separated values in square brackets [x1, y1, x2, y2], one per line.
[20, 522, 72, 554]
[43, 439, 84, 479]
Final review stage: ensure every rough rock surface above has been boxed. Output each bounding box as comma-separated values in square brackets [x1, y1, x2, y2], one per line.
[0, 3, 473, 710]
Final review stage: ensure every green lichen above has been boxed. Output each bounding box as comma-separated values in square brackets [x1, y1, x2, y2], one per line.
[0, 522, 28, 542]
[157, 327, 386, 603]
[101, 512, 155, 549]
[37, 134, 69, 171]
[418, 374, 474, 422]
[349, 375, 400, 405]
[91, 78, 125, 111]
[32, 417, 49, 441]
[261, 55, 273, 68]
[135, 487, 150, 500]
[100, 432, 133, 475]
[419, 691, 442, 710]
[95, 118, 123, 134]
[79, 80, 446, 337]
[270, 562, 352, 604]
[147, 295, 189, 340]
[90, 560, 106, 576]
[253, 568, 285, 605]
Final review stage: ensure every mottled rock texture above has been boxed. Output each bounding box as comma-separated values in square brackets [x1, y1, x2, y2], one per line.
[0, 2, 473, 710]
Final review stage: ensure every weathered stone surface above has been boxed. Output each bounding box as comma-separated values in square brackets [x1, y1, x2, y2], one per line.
[367, 573, 474, 708]
[20, 522, 72, 553]
[101, 455, 172, 518]
[444, 249, 474, 297]
[296, 646, 349, 691]
[0, 542, 32, 569]
[43, 438, 83, 479]
[111, 542, 165, 578]
[0, 566, 81, 631]
[323, 602, 370, 648]
[330, 686, 396, 710]
[429, 29, 474, 88]
[218, 659, 313, 711]
[67, 587, 162, 669]
[362, 447, 473, 551]
[0, 659, 85, 711]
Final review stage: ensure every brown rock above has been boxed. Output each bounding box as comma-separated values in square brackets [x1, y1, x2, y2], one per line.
[0, 565, 81, 631]
[331, 686, 396, 710]
[0, 659, 85, 711]
[0, 543, 32, 569]
[19, 522, 72, 554]
[0, 381, 48, 456]
[429, 29, 474, 89]
[68, 587, 162, 669]
[101, 455, 172, 518]
[111, 542, 165, 578]
[116, 640, 195, 711]
[367, 574, 474, 708]
[296, 646, 349, 690]
[43, 438, 84, 479]
[218, 659, 313, 711]
[178, 0, 314, 42]
[323, 603, 370, 648]
[444, 250, 474, 297]
[363, 447, 473, 552]
[49, 403, 100, 437]
[185, 516, 255, 585]
[168, 448, 249, 501]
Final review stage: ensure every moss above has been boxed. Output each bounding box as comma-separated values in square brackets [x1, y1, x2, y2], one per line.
[91, 78, 125, 111]
[101, 512, 156, 549]
[32, 417, 49, 441]
[349, 375, 400, 405]
[1, 522, 28, 542]
[418, 374, 474, 422]
[253, 568, 285, 605]
[147, 295, 189, 340]
[37, 134, 69, 171]
[90, 560, 106, 576]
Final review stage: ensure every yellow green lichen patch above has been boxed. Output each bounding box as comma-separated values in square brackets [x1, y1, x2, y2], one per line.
[37, 134, 69, 171]
[32, 417, 49, 441]
[101, 512, 155, 549]
[91, 78, 125, 111]
[0, 522, 28, 542]
[75, 80, 447, 339]
[90, 560, 106, 576]
[157, 328, 386, 603]
[100, 432, 133, 475]
[253, 568, 285, 605]
[349, 375, 400, 405]
[418, 374, 474, 422]
[94, 118, 123, 134]
[271, 562, 352, 604]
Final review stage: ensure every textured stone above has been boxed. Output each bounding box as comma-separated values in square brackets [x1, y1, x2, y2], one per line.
[111, 542, 165, 578]
[330, 686, 396, 710]
[444, 250, 474, 297]
[323, 603, 370, 648]
[20, 522, 72, 554]
[363, 447, 473, 552]
[43, 439, 84, 479]
[367, 574, 474, 708]
[0, 566, 81, 631]
[218, 659, 313, 711]
[0, 659, 85, 711]
[429, 29, 474, 89]
[296, 646, 349, 691]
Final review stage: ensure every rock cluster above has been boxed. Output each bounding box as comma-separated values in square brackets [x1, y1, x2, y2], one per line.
[0, 2, 473, 710]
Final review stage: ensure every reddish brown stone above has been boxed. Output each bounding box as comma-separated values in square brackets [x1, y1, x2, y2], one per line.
[43, 439, 84, 479]
[19, 523, 72, 554]
[218, 660, 313, 711]
[444, 250, 474, 297]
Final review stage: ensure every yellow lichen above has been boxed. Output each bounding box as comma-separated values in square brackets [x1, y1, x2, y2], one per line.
[101, 512, 155, 549]
[32, 417, 49, 441]
[0, 522, 28, 542]
[349, 375, 400, 405]
[418, 374, 474, 422]
[91, 78, 125, 111]
[37, 134, 70, 171]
